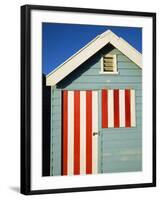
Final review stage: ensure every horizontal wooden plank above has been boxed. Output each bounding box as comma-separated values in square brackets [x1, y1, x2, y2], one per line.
[52, 112, 61, 117]
[102, 145, 141, 152]
[101, 132, 142, 138]
[51, 151, 61, 157]
[59, 83, 142, 90]
[101, 128, 142, 135]
[90, 63, 140, 70]
[102, 137, 142, 144]
[70, 75, 142, 83]
[136, 115, 142, 122]
[118, 62, 141, 69]
[103, 154, 142, 162]
[52, 96, 60, 101]
[78, 68, 142, 76]
[51, 90, 61, 98]
[136, 122, 142, 126]
[102, 139, 142, 149]
[135, 90, 142, 97]
[52, 100, 61, 106]
[51, 106, 61, 113]
[135, 103, 142, 109]
[52, 140, 62, 146]
[51, 123, 61, 129]
[136, 97, 142, 103]
[103, 147, 141, 155]
[117, 54, 132, 62]
[133, 110, 142, 116]
[119, 68, 142, 76]
[51, 114, 61, 120]
[103, 161, 142, 173]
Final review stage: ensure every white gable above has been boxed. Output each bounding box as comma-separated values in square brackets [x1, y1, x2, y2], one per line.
[46, 30, 142, 86]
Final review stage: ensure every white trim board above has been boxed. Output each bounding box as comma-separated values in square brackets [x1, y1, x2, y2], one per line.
[46, 30, 142, 86]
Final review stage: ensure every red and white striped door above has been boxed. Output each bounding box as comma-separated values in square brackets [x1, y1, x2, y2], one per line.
[62, 90, 99, 176]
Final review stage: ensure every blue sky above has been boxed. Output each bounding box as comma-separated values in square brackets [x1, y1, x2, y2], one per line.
[42, 23, 142, 75]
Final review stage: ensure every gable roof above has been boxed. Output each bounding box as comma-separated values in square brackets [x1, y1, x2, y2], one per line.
[46, 30, 142, 86]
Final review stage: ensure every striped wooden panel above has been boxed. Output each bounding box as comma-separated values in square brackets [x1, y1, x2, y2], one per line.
[102, 89, 136, 128]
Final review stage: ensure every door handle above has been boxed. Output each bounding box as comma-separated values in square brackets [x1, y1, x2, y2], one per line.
[93, 132, 100, 136]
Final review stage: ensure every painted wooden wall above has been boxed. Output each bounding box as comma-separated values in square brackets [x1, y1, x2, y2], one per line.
[50, 87, 62, 176]
[50, 45, 142, 175]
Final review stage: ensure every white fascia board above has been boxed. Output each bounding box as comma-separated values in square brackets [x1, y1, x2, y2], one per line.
[46, 30, 142, 86]
[110, 37, 142, 68]
[46, 31, 115, 86]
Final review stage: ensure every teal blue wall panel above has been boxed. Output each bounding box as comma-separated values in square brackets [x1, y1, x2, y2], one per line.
[50, 45, 142, 175]
[50, 87, 62, 176]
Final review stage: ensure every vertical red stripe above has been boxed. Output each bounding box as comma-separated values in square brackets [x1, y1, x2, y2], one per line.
[62, 91, 68, 175]
[74, 91, 80, 175]
[102, 89, 108, 128]
[114, 89, 120, 128]
[125, 89, 131, 127]
[86, 91, 92, 174]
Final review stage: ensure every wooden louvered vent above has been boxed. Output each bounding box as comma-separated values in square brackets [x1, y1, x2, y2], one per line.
[102, 54, 117, 73]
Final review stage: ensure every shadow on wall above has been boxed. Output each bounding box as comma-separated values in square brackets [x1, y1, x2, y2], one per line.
[57, 44, 114, 89]
[42, 74, 51, 176]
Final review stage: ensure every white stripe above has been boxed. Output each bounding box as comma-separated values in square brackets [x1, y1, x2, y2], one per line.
[80, 91, 86, 174]
[119, 90, 125, 127]
[131, 90, 136, 126]
[92, 91, 98, 174]
[108, 90, 114, 127]
[67, 91, 74, 175]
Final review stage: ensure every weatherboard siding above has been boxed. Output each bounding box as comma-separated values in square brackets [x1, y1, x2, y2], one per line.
[50, 47, 142, 175]
[50, 87, 62, 176]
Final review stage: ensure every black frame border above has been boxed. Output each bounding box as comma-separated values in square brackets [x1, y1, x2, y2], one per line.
[20, 4, 156, 195]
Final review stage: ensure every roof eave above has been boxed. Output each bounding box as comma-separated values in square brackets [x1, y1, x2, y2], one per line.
[46, 30, 142, 86]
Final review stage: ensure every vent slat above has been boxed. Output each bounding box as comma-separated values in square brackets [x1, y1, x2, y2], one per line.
[104, 59, 113, 61]
[103, 55, 116, 72]
[104, 56, 113, 59]
[104, 62, 113, 65]
[104, 67, 114, 70]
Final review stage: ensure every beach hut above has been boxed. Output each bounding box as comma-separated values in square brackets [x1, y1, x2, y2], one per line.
[45, 30, 142, 176]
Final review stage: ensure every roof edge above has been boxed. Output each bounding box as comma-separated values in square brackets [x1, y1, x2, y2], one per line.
[46, 30, 115, 78]
[46, 30, 142, 86]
